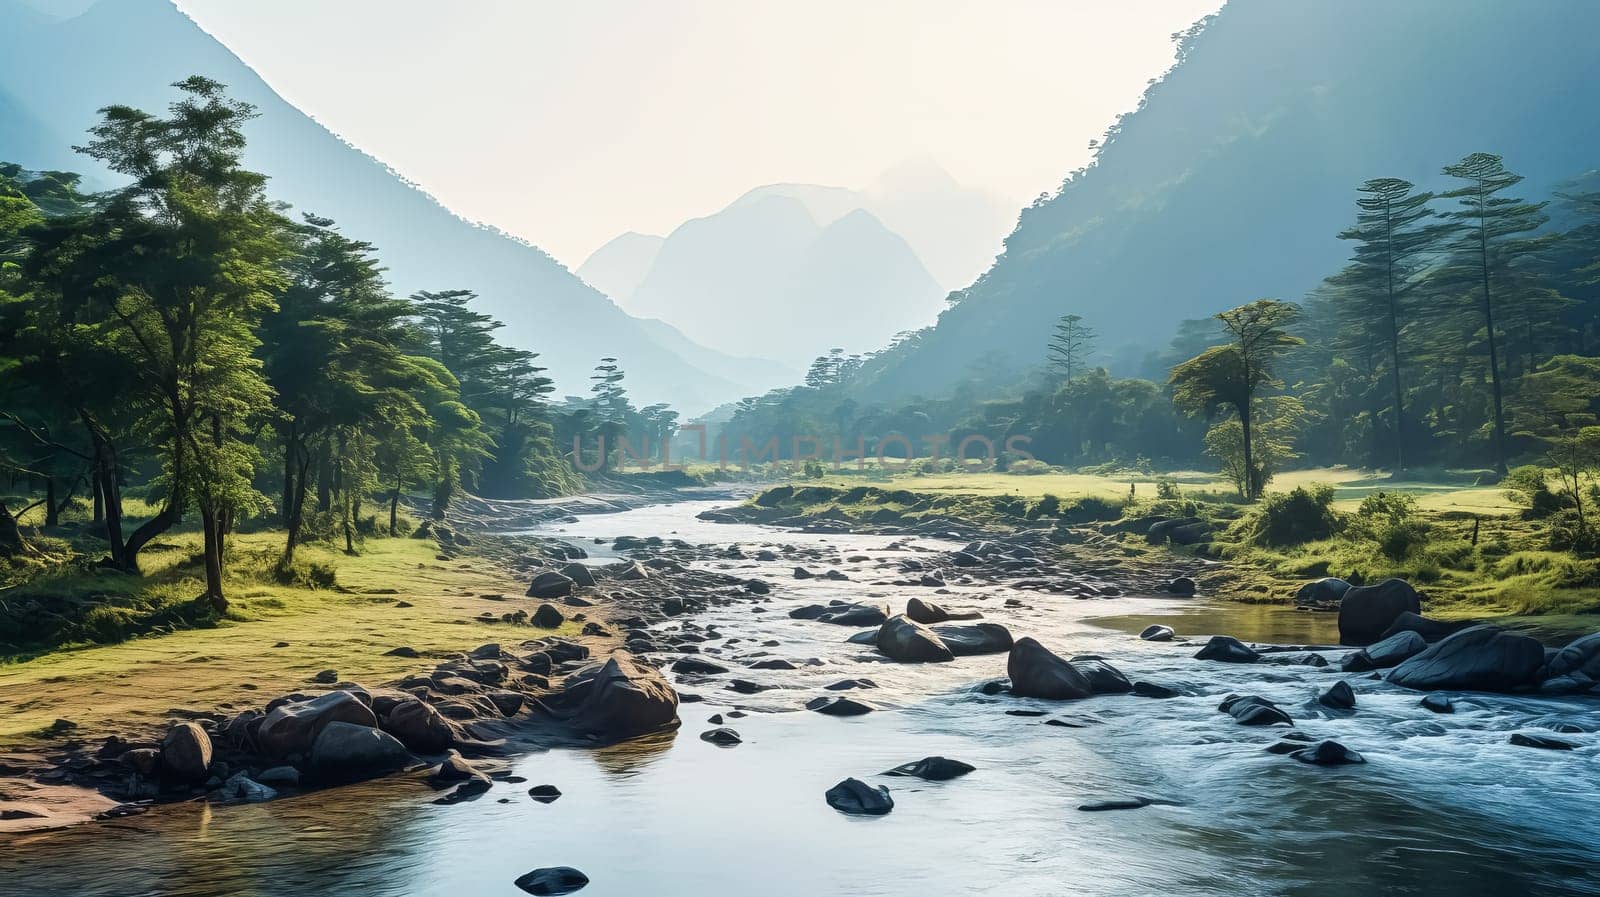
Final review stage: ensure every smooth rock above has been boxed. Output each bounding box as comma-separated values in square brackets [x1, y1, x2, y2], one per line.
[825, 778, 893, 815]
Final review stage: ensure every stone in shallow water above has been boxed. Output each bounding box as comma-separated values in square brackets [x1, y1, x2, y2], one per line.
[528, 784, 562, 803]
[1289, 740, 1365, 766]
[699, 727, 742, 746]
[1077, 796, 1181, 812]
[1194, 636, 1260, 664]
[1219, 694, 1293, 726]
[1317, 680, 1357, 710]
[882, 756, 974, 781]
[1139, 625, 1175, 642]
[1509, 733, 1577, 750]
[1132, 681, 1178, 699]
[1420, 693, 1455, 714]
[805, 696, 874, 717]
[514, 866, 589, 895]
[825, 778, 893, 816]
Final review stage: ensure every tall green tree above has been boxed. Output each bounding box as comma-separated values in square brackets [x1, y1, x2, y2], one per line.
[1047, 313, 1095, 385]
[1436, 153, 1554, 475]
[1170, 300, 1303, 500]
[1334, 178, 1441, 471]
[31, 77, 289, 609]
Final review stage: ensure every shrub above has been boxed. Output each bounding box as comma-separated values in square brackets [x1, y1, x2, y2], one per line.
[1006, 459, 1053, 475]
[1027, 494, 1062, 519]
[1503, 465, 1567, 519]
[1155, 477, 1181, 500]
[1376, 518, 1428, 561]
[1250, 484, 1338, 546]
[1059, 496, 1125, 524]
[272, 558, 338, 589]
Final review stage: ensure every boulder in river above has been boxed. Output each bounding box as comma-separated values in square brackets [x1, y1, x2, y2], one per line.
[806, 696, 875, 717]
[380, 697, 457, 754]
[1165, 576, 1197, 596]
[308, 721, 412, 782]
[1194, 636, 1260, 664]
[671, 657, 729, 676]
[1069, 657, 1133, 694]
[1290, 740, 1365, 765]
[514, 866, 590, 895]
[1139, 625, 1175, 642]
[699, 727, 742, 746]
[1007, 637, 1093, 700]
[1379, 611, 1473, 643]
[258, 690, 378, 760]
[527, 570, 575, 600]
[1219, 694, 1293, 726]
[1387, 625, 1545, 692]
[930, 622, 1014, 656]
[1337, 579, 1421, 646]
[825, 778, 894, 816]
[1420, 693, 1455, 714]
[1539, 632, 1600, 693]
[883, 756, 975, 781]
[905, 597, 981, 624]
[1509, 732, 1577, 750]
[1341, 630, 1427, 672]
[533, 653, 680, 743]
[1294, 577, 1352, 606]
[876, 614, 954, 663]
[158, 722, 212, 783]
[1316, 680, 1356, 710]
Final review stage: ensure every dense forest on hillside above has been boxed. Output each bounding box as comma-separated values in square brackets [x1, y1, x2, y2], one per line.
[714, 152, 1600, 544]
[0, 80, 675, 605]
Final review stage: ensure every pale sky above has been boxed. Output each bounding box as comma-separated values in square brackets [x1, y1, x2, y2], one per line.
[174, 0, 1220, 266]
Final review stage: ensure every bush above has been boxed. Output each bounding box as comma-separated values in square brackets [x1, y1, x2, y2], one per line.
[1026, 494, 1062, 519]
[1155, 477, 1181, 500]
[1377, 518, 1429, 561]
[1006, 459, 1053, 475]
[272, 558, 338, 589]
[1059, 496, 1125, 524]
[1503, 465, 1567, 519]
[1250, 484, 1338, 546]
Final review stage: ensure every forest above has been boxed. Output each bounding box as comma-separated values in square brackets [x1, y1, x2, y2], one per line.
[716, 154, 1600, 532]
[0, 79, 673, 610]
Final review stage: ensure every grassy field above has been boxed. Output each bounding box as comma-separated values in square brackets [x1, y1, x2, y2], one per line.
[0, 524, 580, 748]
[799, 466, 1517, 514]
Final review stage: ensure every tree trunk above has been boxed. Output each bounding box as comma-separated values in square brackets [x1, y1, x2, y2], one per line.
[44, 478, 59, 527]
[389, 480, 401, 537]
[282, 447, 312, 567]
[1476, 182, 1510, 477]
[316, 438, 333, 513]
[281, 420, 298, 523]
[0, 501, 27, 557]
[200, 505, 227, 613]
[1240, 400, 1256, 502]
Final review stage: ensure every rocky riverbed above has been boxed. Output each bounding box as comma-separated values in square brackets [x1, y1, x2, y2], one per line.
[1, 494, 1597, 896]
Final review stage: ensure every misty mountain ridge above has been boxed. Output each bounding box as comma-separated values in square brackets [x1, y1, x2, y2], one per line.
[851, 0, 1600, 402]
[592, 190, 947, 366]
[0, 0, 769, 415]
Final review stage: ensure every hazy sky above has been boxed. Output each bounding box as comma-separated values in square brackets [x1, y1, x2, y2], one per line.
[175, 0, 1219, 266]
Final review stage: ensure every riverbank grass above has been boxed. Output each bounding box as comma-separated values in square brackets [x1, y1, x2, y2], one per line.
[0, 527, 576, 748]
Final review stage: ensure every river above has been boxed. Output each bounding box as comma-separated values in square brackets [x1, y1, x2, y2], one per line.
[2, 497, 1597, 896]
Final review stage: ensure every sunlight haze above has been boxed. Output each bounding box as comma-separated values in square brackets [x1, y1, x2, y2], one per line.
[173, 0, 1221, 266]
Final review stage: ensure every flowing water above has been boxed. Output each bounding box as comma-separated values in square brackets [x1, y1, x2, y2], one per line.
[3, 497, 1598, 896]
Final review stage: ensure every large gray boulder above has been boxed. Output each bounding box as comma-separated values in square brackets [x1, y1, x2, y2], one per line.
[527, 570, 575, 599]
[816, 603, 888, 626]
[1341, 630, 1427, 672]
[1379, 611, 1473, 643]
[1007, 637, 1093, 700]
[1069, 657, 1133, 694]
[1388, 625, 1546, 692]
[559, 562, 596, 588]
[1194, 635, 1260, 663]
[309, 721, 412, 781]
[930, 623, 1014, 656]
[159, 722, 213, 783]
[1338, 579, 1421, 645]
[1295, 577, 1352, 606]
[825, 778, 894, 815]
[876, 614, 955, 663]
[1538, 632, 1600, 693]
[257, 690, 378, 760]
[380, 697, 458, 753]
[534, 653, 679, 743]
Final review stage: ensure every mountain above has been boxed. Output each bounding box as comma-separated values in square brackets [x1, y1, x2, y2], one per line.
[617, 193, 945, 366]
[0, 0, 763, 415]
[853, 0, 1600, 401]
[575, 231, 663, 307]
[860, 157, 1016, 291]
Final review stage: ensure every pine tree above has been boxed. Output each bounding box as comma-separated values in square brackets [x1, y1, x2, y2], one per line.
[1048, 314, 1096, 385]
